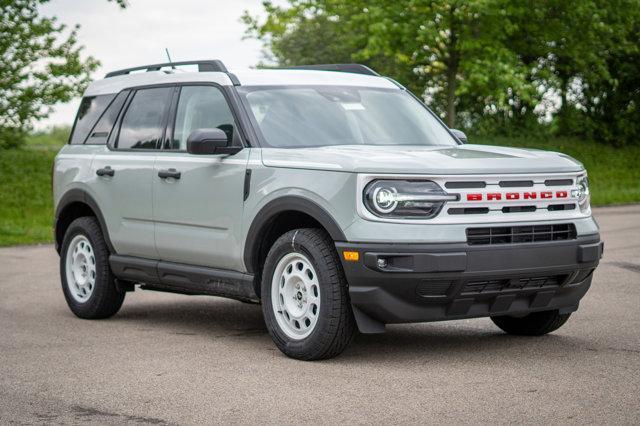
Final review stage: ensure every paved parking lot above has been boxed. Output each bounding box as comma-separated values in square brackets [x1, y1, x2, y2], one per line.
[1, 205, 639, 424]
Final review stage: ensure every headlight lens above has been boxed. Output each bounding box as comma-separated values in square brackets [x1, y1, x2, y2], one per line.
[363, 180, 457, 219]
[572, 175, 590, 212]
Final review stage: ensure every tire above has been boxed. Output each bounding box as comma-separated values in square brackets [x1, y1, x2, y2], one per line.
[261, 228, 356, 360]
[60, 216, 125, 319]
[491, 310, 571, 336]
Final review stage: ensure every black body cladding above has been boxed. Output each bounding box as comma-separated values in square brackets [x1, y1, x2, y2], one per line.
[336, 236, 603, 333]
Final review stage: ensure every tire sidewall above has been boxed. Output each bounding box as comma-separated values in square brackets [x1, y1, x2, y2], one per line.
[261, 232, 340, 357]
[60, 218, 113, 317]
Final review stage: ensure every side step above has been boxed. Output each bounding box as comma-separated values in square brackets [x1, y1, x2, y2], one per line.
[109, 255, 259, 303]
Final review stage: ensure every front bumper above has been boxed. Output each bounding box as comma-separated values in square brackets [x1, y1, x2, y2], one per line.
[336, 235, 603, 333]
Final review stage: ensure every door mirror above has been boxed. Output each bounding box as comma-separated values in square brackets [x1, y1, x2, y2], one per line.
[450, 128, 467, 144]
[186, 128, 241, 155]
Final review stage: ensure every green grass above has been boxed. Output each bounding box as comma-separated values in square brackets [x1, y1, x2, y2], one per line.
[24, 126, 71, 149]
[472, 136, 640, 206]
[0, 148, 58, 246]
[0, 132, 638, 246]
[0, 127, 69, 246]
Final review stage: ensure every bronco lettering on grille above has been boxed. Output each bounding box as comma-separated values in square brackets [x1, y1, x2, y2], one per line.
[466, 191, 569, 202]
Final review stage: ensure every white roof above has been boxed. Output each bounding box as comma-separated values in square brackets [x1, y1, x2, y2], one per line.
[232, 69, 397, 88]
[84, 68, 399, 96]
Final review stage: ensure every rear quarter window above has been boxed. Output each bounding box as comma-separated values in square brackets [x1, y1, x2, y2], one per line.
[84, 91, 129, 145]
[69, 94, 116, 144]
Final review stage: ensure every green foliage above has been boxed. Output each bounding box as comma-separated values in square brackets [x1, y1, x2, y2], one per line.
[243, 0, 640, 144]
[0, 146, 57, 246]
[24, 126, 70, 149]
[579, 9, 640, 146]
[0, 0, 126, 150]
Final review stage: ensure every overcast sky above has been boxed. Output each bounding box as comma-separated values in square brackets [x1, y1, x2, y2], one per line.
[38, 0, 285, 128]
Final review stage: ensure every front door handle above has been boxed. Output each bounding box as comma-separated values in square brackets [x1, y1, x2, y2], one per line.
[96, 166, 115, 177]
[158, 168, 181, 179]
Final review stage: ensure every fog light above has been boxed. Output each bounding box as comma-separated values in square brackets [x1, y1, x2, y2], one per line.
[377, 258, 388, 269]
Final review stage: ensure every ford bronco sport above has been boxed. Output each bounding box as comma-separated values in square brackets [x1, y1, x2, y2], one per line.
[53, 60, 603, 360]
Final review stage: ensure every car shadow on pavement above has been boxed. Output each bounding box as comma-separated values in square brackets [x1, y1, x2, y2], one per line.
[107, 295, 591, 363]
[343, 326, 585, 362]
[112, 296, 268, 336]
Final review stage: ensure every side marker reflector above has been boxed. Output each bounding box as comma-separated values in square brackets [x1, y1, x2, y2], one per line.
[343, 251, 360, 262]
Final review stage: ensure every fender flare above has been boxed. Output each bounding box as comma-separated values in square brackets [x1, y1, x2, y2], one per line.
[243, 196, 346, 273]
[55, 188, 115, 254]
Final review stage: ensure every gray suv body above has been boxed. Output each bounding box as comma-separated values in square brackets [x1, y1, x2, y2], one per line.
[53, 61, 603, 360]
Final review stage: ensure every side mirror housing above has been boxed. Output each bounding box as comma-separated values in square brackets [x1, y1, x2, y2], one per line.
[186, 128, 242, 155]
[450, 128, 468, 144]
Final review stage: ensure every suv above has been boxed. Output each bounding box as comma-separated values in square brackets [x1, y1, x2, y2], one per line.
[53, 60, 603, 360]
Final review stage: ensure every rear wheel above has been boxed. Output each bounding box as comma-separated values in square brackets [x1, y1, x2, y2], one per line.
[261, 228, 355, 360]
[491, 310, 571, 335]
[60, 216, 125, 319]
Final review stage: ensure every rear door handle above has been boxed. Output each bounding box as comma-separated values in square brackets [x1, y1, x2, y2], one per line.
[96, 166, 114, 177]
[158, 168, 181, 179]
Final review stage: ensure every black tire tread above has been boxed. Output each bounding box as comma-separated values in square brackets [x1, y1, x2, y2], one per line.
[60, 216, 125, 319]
[491, 310, 571, 336]
[262, 228, 355, 360]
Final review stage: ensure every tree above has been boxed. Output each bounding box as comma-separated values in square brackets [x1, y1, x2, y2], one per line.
[0, 0, 125, 149]
[244, 0, 640, 143]
[244, 0, 537, 128]
[580, 2, 640, 145]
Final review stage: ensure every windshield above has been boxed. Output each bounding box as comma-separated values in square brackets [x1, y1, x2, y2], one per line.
[238, 86, 458, 148]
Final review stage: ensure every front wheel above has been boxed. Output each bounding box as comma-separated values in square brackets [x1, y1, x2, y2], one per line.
[491, 310, 571, 336]
[261, 228, 356, 360]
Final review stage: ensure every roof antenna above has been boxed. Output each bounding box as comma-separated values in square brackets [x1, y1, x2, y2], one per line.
[165, 48, 175, 69]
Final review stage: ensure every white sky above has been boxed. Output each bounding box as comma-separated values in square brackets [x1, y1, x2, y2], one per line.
[38, 0, 284, 128]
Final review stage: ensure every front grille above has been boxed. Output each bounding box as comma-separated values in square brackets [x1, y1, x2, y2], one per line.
[499, 180, 534, 187]
[462, 274, 567, 295]
[548, 203, 576, 211]
[448, 207, 489, 215]
[432, 174, 583, 223]
[502, 206, 536, 213]
[466, 223, 577, 245]
[416, 280, 452, 297]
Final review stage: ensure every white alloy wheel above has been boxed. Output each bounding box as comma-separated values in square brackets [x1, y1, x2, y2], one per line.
[65, 235, 97, 303]
[271, 252, 321, 340]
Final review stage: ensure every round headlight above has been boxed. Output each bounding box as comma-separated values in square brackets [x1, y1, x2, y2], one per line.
[363, 179, 457, 219]
[573, 175, 590, 212]
[372, 186, 398, 213]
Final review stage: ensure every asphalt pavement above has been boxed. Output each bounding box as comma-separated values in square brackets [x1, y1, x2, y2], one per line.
[1, 205, 639, 424]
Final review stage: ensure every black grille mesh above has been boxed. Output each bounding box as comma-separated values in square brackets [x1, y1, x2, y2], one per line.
[462, 275, 567, 294]
[466, 223, 577, 245]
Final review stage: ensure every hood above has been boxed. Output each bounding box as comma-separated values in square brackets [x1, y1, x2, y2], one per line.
[261, 144, 584, 175]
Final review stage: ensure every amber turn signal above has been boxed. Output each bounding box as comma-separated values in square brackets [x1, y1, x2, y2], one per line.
[342, 251, 360, 262]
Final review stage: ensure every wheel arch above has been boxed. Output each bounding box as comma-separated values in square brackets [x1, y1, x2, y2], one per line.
[243, 196, 346, 278]
[55, 189, 114, 254]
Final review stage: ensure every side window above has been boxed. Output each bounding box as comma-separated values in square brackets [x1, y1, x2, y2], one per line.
[116, 87, 173, 150]
[69, 94, 115, 144]
[85, 91, 128, 145]
[169, 86, 238, 150]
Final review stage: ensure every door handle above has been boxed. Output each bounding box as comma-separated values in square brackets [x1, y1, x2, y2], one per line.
[158, 168, 181, 179]
[96, 166, 115, 177]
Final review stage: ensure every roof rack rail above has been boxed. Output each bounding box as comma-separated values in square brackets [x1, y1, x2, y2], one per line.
[285, 63, 379, 76]
[105, 59, 229, 78]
